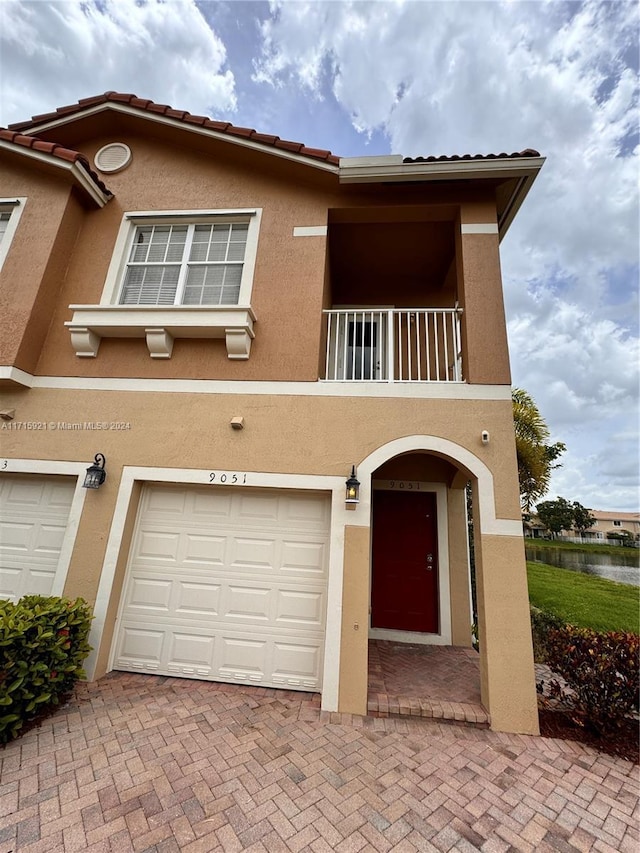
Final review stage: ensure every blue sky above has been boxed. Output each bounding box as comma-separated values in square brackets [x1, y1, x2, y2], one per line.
[1, 0, 638, 510]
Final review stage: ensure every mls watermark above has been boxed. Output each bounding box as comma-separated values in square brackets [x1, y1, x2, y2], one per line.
[1, 421, 132, 431]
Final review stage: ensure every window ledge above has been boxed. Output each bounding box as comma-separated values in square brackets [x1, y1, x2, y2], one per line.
[65, 305, 256, 359]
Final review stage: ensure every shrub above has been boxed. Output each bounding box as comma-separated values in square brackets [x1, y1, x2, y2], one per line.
[0, 596, 93, 743]
[544, 626, 640, 735]
[530, 605, 565, 663]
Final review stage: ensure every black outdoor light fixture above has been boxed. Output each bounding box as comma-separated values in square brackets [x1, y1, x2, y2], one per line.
[345, 465, 360, 505]
[83, 453, 106, 489]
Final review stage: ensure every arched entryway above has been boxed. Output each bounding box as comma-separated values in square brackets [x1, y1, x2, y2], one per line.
[367, 449, 482, 723]
[340, 435, 539, 734]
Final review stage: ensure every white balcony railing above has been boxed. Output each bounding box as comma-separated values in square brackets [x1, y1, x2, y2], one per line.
[324, 308, 463, 382]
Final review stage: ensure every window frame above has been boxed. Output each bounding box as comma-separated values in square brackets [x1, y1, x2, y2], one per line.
[100, 208, 262, 308]
[0, 198, 27, 274]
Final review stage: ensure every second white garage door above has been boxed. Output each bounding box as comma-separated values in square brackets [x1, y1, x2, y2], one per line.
[0, 475, 76, 602]
[113, 485, 330, 691]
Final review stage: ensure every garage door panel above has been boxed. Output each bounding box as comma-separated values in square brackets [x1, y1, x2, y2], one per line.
[275, 590, 324, 628]
[182, 534, 226, 566]
[126, 577, 173, 611]
[26, 569, 61, 595]
[34, 524, 70, 554]
[282, 496, 330, 527]
[135, 529, 181, 563]
[272, 642, 321, 687]
[0, 521, 32, 551]
[237, 493, 280, 523]
[191, 490, 233, 519]
[225, 585, 271, 621]
[280, 541, 326, 575]
[175, 581, 221, 616]
[0, 567, 22, 598]
[168, 633, 215, 673]
[116, 626, 165, 670]
[114, 485, 329, 691]
[144, 487, 188, 515]
[217, 635, 269, 684]
[229, 537, 277, 569]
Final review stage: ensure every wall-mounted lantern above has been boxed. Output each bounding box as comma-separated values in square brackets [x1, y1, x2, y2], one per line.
[83, 453, 106, 489]
[345, 465, 360, 505]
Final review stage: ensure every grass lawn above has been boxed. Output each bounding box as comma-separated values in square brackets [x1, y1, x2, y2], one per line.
[527, 561, 640, 633]
[526, 539, 639, 559]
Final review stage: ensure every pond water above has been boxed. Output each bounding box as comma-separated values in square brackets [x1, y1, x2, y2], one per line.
[525, 544, 640, 587]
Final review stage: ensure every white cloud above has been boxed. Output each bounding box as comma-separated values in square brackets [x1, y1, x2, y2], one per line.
[0, 0, 637, 509]
[253, 0, 639, 509]
[0, 0, 236, 126]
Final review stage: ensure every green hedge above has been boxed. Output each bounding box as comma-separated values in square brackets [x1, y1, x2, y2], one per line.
[0, 596, 93, 743]
[530, 605, 565, 663]
[545, 627, 639, 735]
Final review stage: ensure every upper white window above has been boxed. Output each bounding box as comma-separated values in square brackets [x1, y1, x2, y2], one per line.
[0, 198, 27, 273]
[102, 209, 261, 307]
[120, 222, 249, 306]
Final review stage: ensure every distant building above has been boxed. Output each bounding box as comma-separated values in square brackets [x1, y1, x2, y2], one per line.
[524, 510, 640, 541]
[577, 511, 640, 541]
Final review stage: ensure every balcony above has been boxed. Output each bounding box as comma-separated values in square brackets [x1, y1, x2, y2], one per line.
[323, 308, 463, 382]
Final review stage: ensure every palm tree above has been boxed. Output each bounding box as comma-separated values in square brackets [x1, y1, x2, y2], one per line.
[512, 388, 565, 512]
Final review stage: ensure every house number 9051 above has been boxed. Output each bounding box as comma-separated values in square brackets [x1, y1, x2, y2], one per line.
[209, 472, 247, 485]
[388, 480, 421, 490]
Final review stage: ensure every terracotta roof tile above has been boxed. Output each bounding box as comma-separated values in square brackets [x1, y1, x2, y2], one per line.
[8, 92, 341, 166]
[403, 149, 540, 164]
[182, 114, 209, 126]
[252, 132, 279, 145]
[146, 102, 172, 115]
[0, 128, 112, 197]
[274, 139, 304, 153]
[225, 125, 255, 139]
[203, 119, 232, 132]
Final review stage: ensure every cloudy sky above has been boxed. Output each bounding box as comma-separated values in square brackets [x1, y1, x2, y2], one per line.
[1, 0, 638, 511]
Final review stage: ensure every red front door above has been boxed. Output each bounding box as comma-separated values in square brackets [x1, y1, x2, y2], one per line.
[371, 489, 439, 633]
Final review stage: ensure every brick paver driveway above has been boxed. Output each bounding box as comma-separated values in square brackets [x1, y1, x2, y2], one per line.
[1, 673, 638, 852]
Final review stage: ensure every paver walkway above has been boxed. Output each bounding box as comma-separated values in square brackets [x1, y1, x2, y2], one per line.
[0, 672, 638, 852]
[367, 642, 489, 727]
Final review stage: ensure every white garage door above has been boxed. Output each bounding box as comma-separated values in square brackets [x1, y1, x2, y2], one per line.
[0, 475, 76, 601]
[113, 485, 330, 691]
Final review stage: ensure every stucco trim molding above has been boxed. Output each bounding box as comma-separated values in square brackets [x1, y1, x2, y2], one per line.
[16, 374, 513, 401]
[293, 226, 328, 237]
[460, 223, 499, 234]
[0, 365, 34, 387]
[353, 435, 521, 537]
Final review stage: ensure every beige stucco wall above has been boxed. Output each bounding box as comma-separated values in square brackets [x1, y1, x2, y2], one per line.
[472, 486, 539, 735]
[0, 158, 81, 373]
[456, 230, 512, 386]
[338, 525, 371, 715]
[0, 386, 522, 519]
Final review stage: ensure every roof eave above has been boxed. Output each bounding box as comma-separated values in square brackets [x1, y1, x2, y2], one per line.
[18, 102, 340, 175]
[338, 155, 545, 239]
[0, 140, 111, 207]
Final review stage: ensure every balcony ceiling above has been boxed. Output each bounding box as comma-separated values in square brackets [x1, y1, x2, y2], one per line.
[329, 221, 455, 304]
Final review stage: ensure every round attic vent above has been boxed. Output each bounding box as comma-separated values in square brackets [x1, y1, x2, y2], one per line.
[94, 142, 132, 173]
